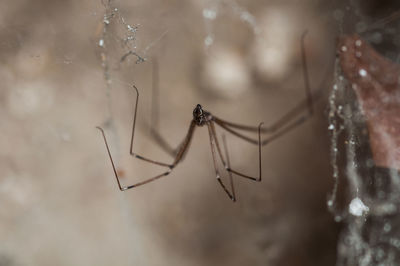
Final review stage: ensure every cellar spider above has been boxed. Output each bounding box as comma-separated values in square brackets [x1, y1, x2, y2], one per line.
[97, 32, 319, 201]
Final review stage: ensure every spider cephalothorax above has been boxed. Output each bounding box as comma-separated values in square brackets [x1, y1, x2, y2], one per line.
[193, 104, 210, 126]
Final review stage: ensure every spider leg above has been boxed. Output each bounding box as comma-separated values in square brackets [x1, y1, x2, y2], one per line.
[213, 119, 259, 145]
[222, 134, 236, 201]
[145, 59, 183, 157]
[148, 128, 184, 157]
[129, 85, 195, 164]
[97, 84, 196, 191]
[148, 59, 178, 156]
[213, 88, 317, 135]
[127, 85, 172, 167]
[207, 122, 235, 201]
[212, 31, 321, 136]
[213, 116, 272, 133]
[97, 126, 170, 191]
[97, 120, 195, 191]
[170, 121, 196, 166]
[215, 115, 311, 147]
[210, 121, 262, 181]
[263, 30, 332, 132]
[211, 32, 326, 146]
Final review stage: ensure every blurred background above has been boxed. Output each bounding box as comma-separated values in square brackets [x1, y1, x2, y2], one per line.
[1, 0, 399, 265]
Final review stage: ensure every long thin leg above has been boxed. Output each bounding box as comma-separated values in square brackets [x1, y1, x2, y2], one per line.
[98, 84, 195, 190]
[149, 59, 177, 156]
[147, 59, 180, 157]
[97, 85, 196, 191]
[212, 88, 322, 135]
[222, 134, 236, 201]
[128, 85, 172, 167]
[97, 120, 196, 191]
[129, 85, 193, 167]
[210, 121, 263, 181]
[256, 30, 318, 133]
[171, 121, 196, 166]
[97, 126, 171, 191]
[215, 111, 311, 147]
[211, 31, 325, 146]
[211, 31, 319, 135]
[213, 119, 259, 145]
[207, 123, 235, 201]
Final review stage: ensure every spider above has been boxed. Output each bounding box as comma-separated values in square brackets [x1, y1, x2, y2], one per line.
[97, 32, 322, 201]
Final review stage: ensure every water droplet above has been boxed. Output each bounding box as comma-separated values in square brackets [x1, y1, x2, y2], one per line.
[355, 39, 362, 47]
[349, 197, 369, 216]
[328, 124, 335, 130]
[359, 68, 367, 77]
[98, 39, 104, 47]
[341, 46, 347, 52]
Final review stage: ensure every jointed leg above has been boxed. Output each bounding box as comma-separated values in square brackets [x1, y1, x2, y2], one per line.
[207, 123, 235, 201]
[147, 59, 181, 157]
[213, 119, 259, 145]
[222, 134, 236, 200]
[210, 121, 263, 181]
[127, 85, 173, 167]
[215, 113, 311, 147]
[212, 31, 321, 141]
[97, 126, 171, 191]
[97, 120, 195, 191]
[206, 121, 262, 201]
[97, 84, 196, 190]
[129, 85, 195, 166]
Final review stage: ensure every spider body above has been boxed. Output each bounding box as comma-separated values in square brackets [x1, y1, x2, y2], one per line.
[193, 104, 211, 126]
[96, 32, 320, 201]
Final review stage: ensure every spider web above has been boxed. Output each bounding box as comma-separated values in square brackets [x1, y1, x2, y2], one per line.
[328, 3, 400, 265]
